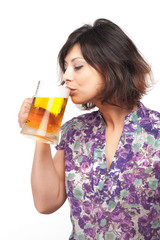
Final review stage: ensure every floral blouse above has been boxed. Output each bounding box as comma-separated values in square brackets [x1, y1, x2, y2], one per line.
[56, 102, 160, 240]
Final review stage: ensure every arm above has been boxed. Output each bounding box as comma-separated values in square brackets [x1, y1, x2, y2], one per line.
[31, 142, 67, 214]
[18, 98, 67, 214]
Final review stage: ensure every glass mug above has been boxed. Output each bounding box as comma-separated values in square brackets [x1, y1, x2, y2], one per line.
[21, 81, 70, 144]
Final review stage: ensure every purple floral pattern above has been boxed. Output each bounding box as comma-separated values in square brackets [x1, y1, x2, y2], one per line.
[56, 102, 160, 240]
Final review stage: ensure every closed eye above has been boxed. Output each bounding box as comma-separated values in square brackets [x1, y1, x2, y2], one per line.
[74, 65, 83, 70]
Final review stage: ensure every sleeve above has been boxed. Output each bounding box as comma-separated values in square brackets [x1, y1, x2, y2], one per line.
[55, 122, 68, 150]
[55, 115, 77, 150]
[55, 115, 80, 150]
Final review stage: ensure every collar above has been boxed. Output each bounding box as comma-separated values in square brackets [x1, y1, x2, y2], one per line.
[124, 102, 147, 125]
[97, 101, 147, 126]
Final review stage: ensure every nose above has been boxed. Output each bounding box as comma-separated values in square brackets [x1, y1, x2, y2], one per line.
[63, 67, 73, 83]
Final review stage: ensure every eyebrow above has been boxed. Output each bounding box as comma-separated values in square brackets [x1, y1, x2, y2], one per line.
[64, 57, 84, 63]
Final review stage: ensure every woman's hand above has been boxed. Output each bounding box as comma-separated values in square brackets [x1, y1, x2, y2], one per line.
[18, 98, 33, 128]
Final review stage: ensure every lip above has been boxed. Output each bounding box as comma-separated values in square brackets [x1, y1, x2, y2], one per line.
[66, 86, 76, 96]
[70, 89, 76, 96]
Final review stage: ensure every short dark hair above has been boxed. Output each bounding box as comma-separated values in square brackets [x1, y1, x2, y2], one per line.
[58, 18, 152, 110]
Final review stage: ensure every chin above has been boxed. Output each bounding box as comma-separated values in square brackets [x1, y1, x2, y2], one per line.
[71, 96, 87, 105]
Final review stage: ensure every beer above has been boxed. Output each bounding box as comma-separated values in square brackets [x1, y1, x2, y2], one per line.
[22, 97, 68, 144]
[21, 81, 70, 144]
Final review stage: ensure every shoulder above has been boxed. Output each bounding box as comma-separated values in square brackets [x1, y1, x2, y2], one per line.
[61, 110, 99, 133]
[144, 106, 160, 126]
[139, 103, 160, 134]
[56, 110, 100, 150]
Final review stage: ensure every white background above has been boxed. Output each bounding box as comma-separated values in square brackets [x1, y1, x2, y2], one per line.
[0, 0, 160, 239]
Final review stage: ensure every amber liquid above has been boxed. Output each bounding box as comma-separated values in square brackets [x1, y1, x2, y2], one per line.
[21, 97, 68, 144]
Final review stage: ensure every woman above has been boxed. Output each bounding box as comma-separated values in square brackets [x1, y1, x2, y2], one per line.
[18, 19, 160, 240]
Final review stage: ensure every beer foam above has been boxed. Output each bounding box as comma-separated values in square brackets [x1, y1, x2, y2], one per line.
[35, 81, 70, 98]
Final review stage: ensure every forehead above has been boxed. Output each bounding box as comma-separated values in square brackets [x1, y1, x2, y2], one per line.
[65, 44, 84, 62]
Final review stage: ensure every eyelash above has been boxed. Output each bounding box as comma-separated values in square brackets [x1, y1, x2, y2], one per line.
[74, 65, 83, 70]
[63, 65, 83, 73]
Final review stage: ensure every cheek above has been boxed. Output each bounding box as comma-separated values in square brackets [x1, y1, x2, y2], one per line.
[77, 79, 87, 87]
[77, 71, 93, 87]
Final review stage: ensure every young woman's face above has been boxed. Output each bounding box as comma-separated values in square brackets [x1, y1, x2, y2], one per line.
[63, 44, 104, 105]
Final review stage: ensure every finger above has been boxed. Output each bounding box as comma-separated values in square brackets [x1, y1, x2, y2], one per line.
[18, 112, 28, 128]
[18, 98, 33, 128]
[20, 98, 33, 111]
[20, 98, 33, 113]
[23, 102, 32, 112]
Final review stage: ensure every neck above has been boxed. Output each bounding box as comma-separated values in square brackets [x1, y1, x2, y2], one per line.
[98, 103, 137, 130]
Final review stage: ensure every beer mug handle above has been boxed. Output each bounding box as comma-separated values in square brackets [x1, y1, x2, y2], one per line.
[33, 81, 40, 98]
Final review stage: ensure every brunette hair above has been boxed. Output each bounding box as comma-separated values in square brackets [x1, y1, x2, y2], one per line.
[58, 18, 152, 110]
